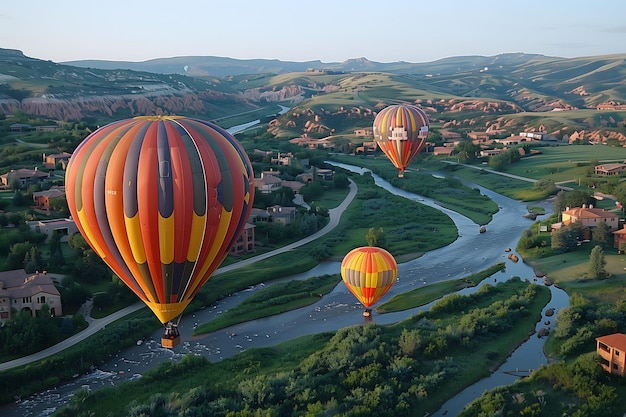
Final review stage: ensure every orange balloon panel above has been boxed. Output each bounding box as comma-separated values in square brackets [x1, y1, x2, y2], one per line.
[341, 246, 397, 308]
[372, 104, 429, 177]
[65, 116, 254, 323]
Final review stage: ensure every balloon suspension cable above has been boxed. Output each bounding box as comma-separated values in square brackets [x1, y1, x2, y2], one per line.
[175, 314, 183, 327]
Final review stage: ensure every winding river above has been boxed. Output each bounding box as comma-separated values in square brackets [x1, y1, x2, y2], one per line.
[1, 162, 569, 417]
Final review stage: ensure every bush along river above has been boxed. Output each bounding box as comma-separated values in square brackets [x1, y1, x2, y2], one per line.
[1, 162, 569, 417]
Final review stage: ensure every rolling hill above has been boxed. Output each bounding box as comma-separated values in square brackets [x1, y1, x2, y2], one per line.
[1, 48, 626, 132]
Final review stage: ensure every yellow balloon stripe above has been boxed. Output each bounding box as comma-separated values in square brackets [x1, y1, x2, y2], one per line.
[187, 208, 232, 295]
[125, 213, 147, 264]
[186, 212, 206, 262]
[76, 208, 106, 258]
[158, 213, 175, 264]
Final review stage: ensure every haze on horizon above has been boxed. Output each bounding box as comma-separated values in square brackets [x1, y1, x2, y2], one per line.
[2, 0, 626, 64]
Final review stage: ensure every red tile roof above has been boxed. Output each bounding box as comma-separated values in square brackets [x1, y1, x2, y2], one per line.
[563, 207, 618, 220]
[597, 333, 626, 352]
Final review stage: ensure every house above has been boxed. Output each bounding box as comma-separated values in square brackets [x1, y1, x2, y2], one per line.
[467, 131, 491, 142]
[596, 333, 626, 376]
[9, 123, 33, 132]
[43, 152, 72, 170]
[315, 168, 334, 181]
[480, 149, 507, 157]
[270, 152, 309, 169]
[0, 167, 50, 188]
[561, 205, 619, 230]
[440, 131, 462, 141]
[494, 135, 531, 146]
[281, 180, 305, 194]
[288, 136, 335, 150]
[296, 167, 334, 183]
[35, 125, 59, 132]
[597, 102, 626, 111]
[612, 228, 626, 250]
[0, 270, 63, 321]
[254, 172, 283, 194]
[249, 208, 272, 223]
[26, 218, 78, 243]
[272, 153, 295, 166]
[519, 131, 547, 140]
[32, 186, 66, 210]
[355, 141, 377, 154]
[267, 205, 297, 225]
[229, 223, 255, 256]
[433, 147, 455, 156]
[353, 128, 373, 137]
[595, 163, 626, 176]
[249, 205, 297, 226]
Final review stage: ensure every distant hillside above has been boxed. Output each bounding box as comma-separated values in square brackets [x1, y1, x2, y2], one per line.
[2, 48, 626, 126]
[62, 53, 558, 77]
[0, 48, 261, 122]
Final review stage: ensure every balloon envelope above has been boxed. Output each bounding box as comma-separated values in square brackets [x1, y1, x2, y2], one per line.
[341, 246, 397, 308]
[372, 104, 429, 177]
[65, 116, 254, 323]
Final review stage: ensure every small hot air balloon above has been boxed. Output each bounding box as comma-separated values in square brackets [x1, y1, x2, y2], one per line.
[65, 115, 254, 347]
[341, 246, 397, 316]
[372, 104, 429, 178]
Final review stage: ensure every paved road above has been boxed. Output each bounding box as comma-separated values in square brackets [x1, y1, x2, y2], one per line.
[0, 179, 358, 372]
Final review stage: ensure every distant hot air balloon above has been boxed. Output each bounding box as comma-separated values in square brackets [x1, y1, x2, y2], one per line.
[372, 104, 429, 178]
[341, 246, 398, 316]
[65, 115, 254, 347]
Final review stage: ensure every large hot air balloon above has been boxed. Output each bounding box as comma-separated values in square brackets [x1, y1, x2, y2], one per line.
[372, 104, 429, 178]
[65, 115, 254, 347]
[341, 246, 397, 316]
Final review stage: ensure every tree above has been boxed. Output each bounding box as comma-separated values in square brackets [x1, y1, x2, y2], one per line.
[454, 140, 480, 163]
[9, 177, 21, 191]
[332, 173, 350, 189]
[7, 242, 35, 269]
[587, 158, 599, 176]
[365, 227, 386, 247]
[533, 179, 558, 196]
[300, 181, 324, 203]
[299, 213, 318, 235]
[592, 221, 610, 246]
[565, 189, 594, 209]
[589, 245, 608, 279]
[554, 190, 568, 214]
[12, 190, 25, 206]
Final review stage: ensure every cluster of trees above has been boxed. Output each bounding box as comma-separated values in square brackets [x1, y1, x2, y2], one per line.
[1, 217, 47, 271]
[487, 147, 523, 171]
[460, 353, 619, 417]
[55, 279, 548, 417]
[0, 305, 86, 357]
[552, 293, 626, 358]
[451, 140, 529, 170]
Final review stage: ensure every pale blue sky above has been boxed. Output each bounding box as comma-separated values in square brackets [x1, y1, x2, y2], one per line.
[2, 0, 625, 64]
